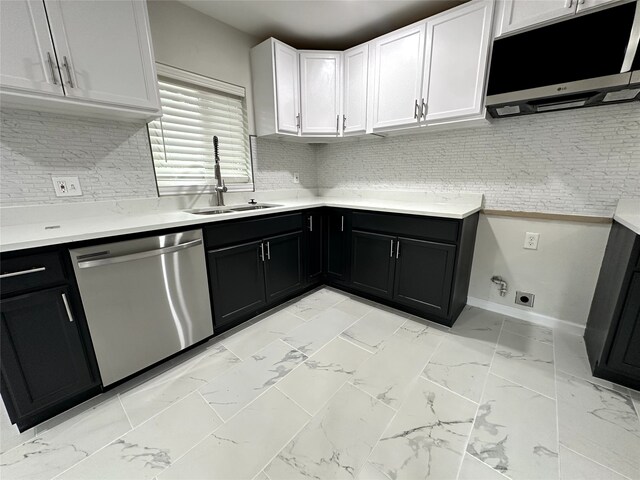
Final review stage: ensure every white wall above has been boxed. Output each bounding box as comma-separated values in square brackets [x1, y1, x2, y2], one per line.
[146, 0, 259, 135]
[469, 214, 611, 328]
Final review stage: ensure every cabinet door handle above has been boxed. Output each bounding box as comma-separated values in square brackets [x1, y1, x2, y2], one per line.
[62, 56, 74, 88]
[396, 240, 401, 259]
[414, 99, 419, 119]
[390, 239, 394, 258]
[46, 52, 58, 85]
[260, 242, 265, 262]
[296, 113, 301, 131]
[341, 216, 344, 232]
[308, 216, 313, 232]
[336, 114, 340, 134]
[266, 241, 271, 260]
[0, 266, 46, 279]
[565, 0, 573, 7]
[61, 293, 74, 322]
[342, 115, 347, 131]
[421, 99, 427, 119]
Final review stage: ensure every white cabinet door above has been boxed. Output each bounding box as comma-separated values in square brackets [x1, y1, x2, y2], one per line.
[497, 0, 575, 37]
[44, 0, 159, 110]
[422, 0, 494, 123]
[0, 0, 63, 96]
[576, 0, 622, 13]
[342, 44, 369, 135]
[274, 40, 301, 134]
[372, 23, 426, 130]
[299, 51, 341, 136]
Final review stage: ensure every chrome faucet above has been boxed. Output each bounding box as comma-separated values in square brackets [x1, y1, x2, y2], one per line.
[213, 136, 228, 206]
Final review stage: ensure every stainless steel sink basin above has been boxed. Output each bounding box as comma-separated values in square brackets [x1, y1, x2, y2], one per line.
[186, 208, 232, 215]
[185, 204, 281, 215]
[229, 204, 281, 212]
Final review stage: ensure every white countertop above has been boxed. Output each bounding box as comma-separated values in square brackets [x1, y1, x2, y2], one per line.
[614, 198, 640, 235]
[0, 193, 483, 252]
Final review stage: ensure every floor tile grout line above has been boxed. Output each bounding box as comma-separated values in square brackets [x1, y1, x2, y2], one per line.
[354, 331, 444, 480]
[454, 318, 505, 480]
[336, 332, 377, 355]
[346, 380, 398, 413]
[418, 373, 480, 406]
[196, 390, 225, 424]
[488, 371, 557, 401]
[501, 325, 554, 345]
[559, 444, 633, 480]
[274, 385, 315, 418]
[552, 323, 563, 480]
[464, 452, 513, 480]
[117, 395, 134, 431]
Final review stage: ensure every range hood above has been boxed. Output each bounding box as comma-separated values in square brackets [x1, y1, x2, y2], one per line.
[486, 0, 640, 118]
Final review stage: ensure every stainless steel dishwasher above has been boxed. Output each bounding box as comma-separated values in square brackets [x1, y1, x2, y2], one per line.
[70, 229, 213, 386]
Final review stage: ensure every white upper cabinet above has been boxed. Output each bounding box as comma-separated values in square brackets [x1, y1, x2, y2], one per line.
[342, 44, 369, 135]
[0, 0, 160, 119]
[421, 0, 494, 123]
[274, 41, 301, 134]
[575, 0, 622, 13]
[299, 51, 341, 136]
[0, 0, 63, 96]
[371, 23, 426, 130]
[496, 0, 575, 37]
[44, 0, 159, 111]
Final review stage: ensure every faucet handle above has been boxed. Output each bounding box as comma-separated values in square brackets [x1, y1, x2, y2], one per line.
[249, 198, 257, 205]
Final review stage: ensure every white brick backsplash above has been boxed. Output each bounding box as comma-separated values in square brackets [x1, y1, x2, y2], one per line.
[316, 102, 640, 216]
[1, 109, 158, 206]
[1, 102, 638, 215]
[0, 110, 316, 207]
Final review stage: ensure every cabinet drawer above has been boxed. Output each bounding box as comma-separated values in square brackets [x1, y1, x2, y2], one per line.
[351, 211, 459, 243]
[205, 213, 303, 249]
[0, 252, 66, 296]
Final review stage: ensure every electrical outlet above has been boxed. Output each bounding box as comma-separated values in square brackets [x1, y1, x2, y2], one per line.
[51, 176, 83, 197]
[524, 232, 539, 250]
[293, 172, 300, 184]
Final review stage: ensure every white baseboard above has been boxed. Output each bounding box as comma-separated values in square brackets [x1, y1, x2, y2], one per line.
[466, 296, 585, 336]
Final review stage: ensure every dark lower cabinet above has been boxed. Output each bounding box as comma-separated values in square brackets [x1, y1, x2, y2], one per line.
[585, 220, 640, 390]
[1, 287, 94, 421]
[393, 237, 456, 317]
[607, 272, 640, 377]
[208, 240, 267, 330]
[351, 231, 396, 299]
[305, 210, 323, 284]
[325, 209, 350, 283]
[265, 231, 303, 302]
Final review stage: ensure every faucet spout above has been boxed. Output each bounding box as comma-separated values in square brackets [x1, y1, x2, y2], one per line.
[491, 275, 508, 297]
[213, 136, 228, 206]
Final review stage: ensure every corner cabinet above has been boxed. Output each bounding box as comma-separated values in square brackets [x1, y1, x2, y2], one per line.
[299, 51, 342, 136]
[0, 0, 161, 120]
[585, 221, 640, 390]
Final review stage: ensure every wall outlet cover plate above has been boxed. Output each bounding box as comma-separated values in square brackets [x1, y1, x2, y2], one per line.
[51, 176, 83, 197]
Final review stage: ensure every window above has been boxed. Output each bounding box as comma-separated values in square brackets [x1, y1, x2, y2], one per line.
[149, 64, 253, 195]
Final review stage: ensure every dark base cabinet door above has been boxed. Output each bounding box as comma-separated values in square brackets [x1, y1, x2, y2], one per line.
[325, 210, 349, 282]
[265, 231, 304, 302]
[392, 237, 456, 318]
[607, 272, 640, 377]
[1, 286, 95, 421]
[208, 240, 267, 330]
[306, 211, 323, 284]
[351, 230, 396, 299]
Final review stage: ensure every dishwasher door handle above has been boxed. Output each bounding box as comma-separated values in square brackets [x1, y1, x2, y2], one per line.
[77, 238, 203, 268]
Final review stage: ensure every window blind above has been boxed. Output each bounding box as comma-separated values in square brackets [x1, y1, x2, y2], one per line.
[149, 76, 252, 194]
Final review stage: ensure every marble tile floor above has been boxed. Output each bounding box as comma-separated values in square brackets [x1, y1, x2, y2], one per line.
[1, 287, 639, 480]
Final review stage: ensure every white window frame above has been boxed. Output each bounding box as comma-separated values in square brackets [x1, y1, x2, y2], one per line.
[149, 63, 254, 196]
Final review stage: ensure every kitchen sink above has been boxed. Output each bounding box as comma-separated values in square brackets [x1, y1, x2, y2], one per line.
[185, 204, 282, 215]
[229, 204, 282, 211]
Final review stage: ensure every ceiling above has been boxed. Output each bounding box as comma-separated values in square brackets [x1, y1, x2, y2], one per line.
[177, 0, 468, 50]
